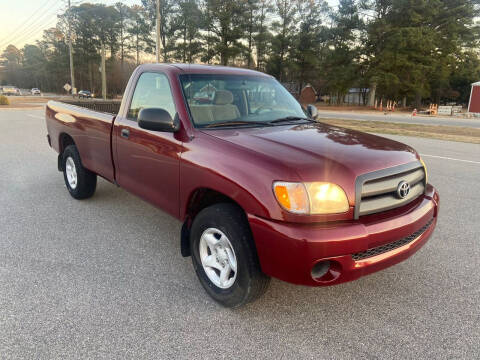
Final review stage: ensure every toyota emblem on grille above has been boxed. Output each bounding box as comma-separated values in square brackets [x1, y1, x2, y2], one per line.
[396, 181, 410, 199]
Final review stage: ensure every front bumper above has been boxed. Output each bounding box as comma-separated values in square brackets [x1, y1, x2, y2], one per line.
[249, 184, 439, 286]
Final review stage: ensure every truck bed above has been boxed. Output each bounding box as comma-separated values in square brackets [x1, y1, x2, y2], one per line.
[60, 99, 121, 115]
[46, 100, 116, 182]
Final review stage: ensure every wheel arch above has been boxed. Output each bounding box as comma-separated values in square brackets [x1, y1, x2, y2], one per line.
[59, 132, 76, 153]
[180, 187, 247, 257]
[57, 133, 76, 171]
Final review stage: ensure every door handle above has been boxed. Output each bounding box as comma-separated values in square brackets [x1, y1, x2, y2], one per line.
[121, 128, 130, 138]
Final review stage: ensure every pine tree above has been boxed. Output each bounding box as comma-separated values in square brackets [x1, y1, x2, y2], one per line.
[266, 0, 298, 81]
[127, 5, 155, 65]
[173, 0, 203, 63]
[201, 0, 247, 65]
[323, 0, 362, 104]
[254, 0, 274, 71]
[293, 0, 330, 91]
[141, 0, 177, 62]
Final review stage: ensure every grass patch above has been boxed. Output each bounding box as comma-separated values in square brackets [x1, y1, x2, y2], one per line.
[318, 118, 480, 144]
[0, 95, 9, 105]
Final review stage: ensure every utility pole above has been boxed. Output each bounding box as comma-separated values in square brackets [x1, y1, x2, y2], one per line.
[155, 0, 161, 62]
[101, 42, 106, 100]
[67, 0, 75, 96]
[367, 82, 376, 107]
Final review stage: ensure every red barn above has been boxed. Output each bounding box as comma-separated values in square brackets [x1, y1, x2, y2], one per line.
[468, 82, 480, 113]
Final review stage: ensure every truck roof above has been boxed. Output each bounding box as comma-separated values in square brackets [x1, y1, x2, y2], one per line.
[138, 63, 274, 78]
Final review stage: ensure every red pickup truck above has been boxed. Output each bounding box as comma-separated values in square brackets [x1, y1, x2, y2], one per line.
[46, 64, 439, 307]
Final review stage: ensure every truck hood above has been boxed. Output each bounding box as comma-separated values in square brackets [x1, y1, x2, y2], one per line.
[201, 122, 419, 184]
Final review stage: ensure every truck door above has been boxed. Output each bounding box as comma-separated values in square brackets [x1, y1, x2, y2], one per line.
[113, 71, 182, 218]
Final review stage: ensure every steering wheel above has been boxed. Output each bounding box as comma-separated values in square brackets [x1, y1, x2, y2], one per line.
[254, 106, 274, 115]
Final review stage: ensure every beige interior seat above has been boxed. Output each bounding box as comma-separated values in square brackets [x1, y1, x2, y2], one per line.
[211, 90, 240, 121]
[188, 90, 240, 125]
[189, 105, 214, 125]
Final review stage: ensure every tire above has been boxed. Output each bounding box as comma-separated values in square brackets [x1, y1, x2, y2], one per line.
[62, 145, 97, 199]
[190, 203, 270, 308]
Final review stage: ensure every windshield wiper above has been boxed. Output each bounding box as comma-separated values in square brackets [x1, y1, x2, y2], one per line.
[203, 120, 273, 128]
[202, 117, 313, 129]
[268, 116, 313, 124]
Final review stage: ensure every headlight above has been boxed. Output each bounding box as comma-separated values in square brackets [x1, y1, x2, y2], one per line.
[273, 181, 349, 215]
[420, 158, 428, 184]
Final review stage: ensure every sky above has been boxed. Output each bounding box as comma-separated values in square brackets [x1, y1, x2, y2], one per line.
[0, 0, 339, 50]
[0, 0, 141, 50]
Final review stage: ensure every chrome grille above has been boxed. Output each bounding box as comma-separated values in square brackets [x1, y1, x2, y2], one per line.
[354, 162, 426, 219]
[352, 217, 434, 261]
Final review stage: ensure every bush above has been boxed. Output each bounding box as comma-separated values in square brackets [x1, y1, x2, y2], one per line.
[0, 95, 9, 105]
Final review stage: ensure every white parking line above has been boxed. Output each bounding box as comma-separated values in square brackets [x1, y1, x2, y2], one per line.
[27, 114, 44, 120]
[421, 154, 480, 165]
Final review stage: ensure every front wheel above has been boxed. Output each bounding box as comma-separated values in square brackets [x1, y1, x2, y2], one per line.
[190, 203, 270, 308]
[62, 145, 97, 199]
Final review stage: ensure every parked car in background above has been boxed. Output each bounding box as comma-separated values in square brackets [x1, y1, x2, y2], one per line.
[45, 64, 439, 308]
[31, 88, 41, 95]
[2, 86, 20, 96]
[78, 90, 94, 99]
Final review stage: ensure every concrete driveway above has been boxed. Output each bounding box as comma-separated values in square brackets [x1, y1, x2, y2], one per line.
[0, 109, 479, 359]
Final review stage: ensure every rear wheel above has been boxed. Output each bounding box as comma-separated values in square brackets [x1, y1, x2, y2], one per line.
[190, 203, 270, 308]
[62, 145, 97, 199]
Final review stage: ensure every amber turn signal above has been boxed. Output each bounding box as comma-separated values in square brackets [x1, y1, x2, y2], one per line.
[273, 181, 349, 215]
[273, 182, 309, 214]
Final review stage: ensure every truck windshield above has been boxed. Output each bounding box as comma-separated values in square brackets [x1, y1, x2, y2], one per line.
[179, 74, 307, 128]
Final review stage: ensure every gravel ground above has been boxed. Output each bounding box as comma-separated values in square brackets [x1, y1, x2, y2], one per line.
[0, 109, 479, 359]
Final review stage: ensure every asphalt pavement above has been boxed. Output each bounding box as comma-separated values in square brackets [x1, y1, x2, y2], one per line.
[0, 109, 479, 359]
[316, 109, 480, 128]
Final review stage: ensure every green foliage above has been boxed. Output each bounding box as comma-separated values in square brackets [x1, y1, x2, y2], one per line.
[172, 0, 204, 63]
[127, 5, 155, 64]
[322, 0, 361, 102]
[291, 0, 329, 88]
[202, 0, 248, 65]
[253, 0, 274, 71]
[141, 0, 178, 61]
[0, 96, 9, 105]
[2, 45, 22, 64]
[1, 0, 479, 105]
[266, 0, 298, 81]
[363, 0, 480, 105]
[449, 51, 480, 102]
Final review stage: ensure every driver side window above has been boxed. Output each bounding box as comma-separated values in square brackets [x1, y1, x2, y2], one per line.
[127, 72, 176, 121]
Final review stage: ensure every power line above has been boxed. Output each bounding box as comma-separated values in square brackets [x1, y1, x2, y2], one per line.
[0, 0, 55, 45]
[0, 1, 63, 48]
[0, 0, 58, 47]
[1, 13, 61, 49]
[17, 17, 59, 47]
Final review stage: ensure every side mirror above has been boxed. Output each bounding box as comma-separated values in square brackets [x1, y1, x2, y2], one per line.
[306, 104, 318, 120]
[138, 108, 180, 132]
